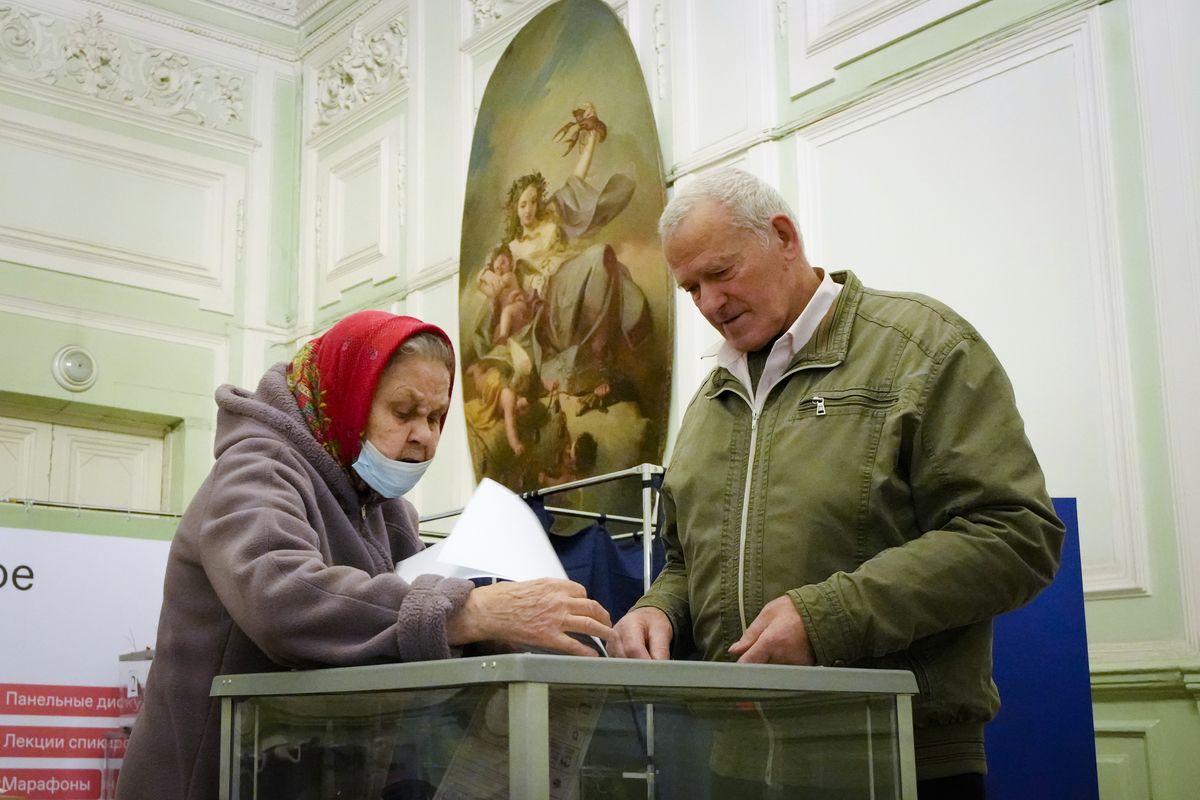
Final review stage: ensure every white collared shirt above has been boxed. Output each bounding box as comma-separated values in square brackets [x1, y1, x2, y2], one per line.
[703, 269, 843, 413]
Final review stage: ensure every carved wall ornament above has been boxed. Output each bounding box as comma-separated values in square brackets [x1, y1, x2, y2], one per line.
[396, 153, 407, 228]
[132, 46, 245, 126]
[468, 0, 532, 34]
[314, 18, 408, 130]
[652, 2, 666, 100]
[471, 0, 504, 29]
[62, 12, 122, 95]
[0, 6, 62, 79]
[0, 5, 248, 130]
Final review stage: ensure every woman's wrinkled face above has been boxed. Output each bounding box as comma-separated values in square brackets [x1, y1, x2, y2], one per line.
[517, 184, 540, 229]
[361, 355, 451, 463]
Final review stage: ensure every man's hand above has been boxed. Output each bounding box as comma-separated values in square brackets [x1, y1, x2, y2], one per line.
[446, 578, 613, 657]
[729, 595, 816, 665]
[609, 606, 673, 660]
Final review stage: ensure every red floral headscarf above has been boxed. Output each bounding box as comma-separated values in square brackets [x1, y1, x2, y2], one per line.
[286, 311, 455, 467]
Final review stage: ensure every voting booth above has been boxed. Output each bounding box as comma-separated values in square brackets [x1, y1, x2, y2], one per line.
[213, 654, 918, 800]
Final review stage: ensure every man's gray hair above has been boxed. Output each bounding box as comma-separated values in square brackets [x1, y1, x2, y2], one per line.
[658, 167, 801, 249]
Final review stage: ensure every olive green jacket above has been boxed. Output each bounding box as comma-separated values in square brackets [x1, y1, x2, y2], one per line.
[634, 270, 1064, 780]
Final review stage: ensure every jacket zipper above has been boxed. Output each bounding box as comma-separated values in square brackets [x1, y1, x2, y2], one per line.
[736, 409, 760, 630]
[721, 359, 843, 632]
[714, 358, 841, 790]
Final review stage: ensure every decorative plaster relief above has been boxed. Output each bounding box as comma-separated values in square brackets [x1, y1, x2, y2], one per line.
[0, 5, 247, 131]
[469, 0, 524, 32]
[652, 2, 666, 100]
[396, 153, 406, 228]
[313, 17, 407, 132]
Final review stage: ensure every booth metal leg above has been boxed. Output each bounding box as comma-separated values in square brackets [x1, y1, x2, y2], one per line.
[640, 465, 657, 799]
[897, 695, 918, 799]
[509, 682, 550, 800]
[219, 697, 234, 800]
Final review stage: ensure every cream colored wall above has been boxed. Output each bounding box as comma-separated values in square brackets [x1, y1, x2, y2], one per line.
[1, 0, 1196, 795]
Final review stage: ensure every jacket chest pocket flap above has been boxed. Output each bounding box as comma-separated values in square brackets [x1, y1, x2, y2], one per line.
[790, 387, 899, 419]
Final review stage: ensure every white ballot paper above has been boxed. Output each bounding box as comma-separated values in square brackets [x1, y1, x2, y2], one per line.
[396, 477, 567, 582]
[397, 478, 607, 658]
[400, 480, 608, 799]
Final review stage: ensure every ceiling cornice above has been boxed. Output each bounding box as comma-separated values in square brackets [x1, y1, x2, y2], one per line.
[82, 0, 300, 59]
[203, 0, 339, 27]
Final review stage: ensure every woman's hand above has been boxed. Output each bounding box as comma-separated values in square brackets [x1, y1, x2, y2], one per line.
[447, 578, 614, 657]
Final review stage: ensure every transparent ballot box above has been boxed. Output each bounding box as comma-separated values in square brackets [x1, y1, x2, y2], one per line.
[212, 653, 917, 800]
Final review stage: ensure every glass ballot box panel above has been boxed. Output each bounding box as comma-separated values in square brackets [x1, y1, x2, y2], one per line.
[215, 654, 917, 800]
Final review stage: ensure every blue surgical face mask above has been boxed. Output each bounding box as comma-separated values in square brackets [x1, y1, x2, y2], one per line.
[352, 439, 432, 498]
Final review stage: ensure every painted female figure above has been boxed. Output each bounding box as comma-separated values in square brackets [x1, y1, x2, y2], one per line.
[465, 103, 652, 487]
[499, 102, 649, 393]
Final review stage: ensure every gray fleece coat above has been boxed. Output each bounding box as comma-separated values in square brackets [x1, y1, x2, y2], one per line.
[116, 364, 474, 800]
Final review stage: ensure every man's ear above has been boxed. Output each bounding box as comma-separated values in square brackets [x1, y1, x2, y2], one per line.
[770, 213, 802, 259]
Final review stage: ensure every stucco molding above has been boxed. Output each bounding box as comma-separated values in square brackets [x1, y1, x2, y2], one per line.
[311, 15, 407, 133]
[464, 0, 526, 36]
[652, 2, 667, 102]
[0, 4, 250, 133]
[1091, 665, 1200, 703]
[1090, 638, 1200, 698]
[461, 0, 558, 53]
[202, 0, 298, 26]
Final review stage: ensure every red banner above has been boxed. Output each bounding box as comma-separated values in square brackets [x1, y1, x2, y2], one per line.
[0, 725, 126, 759]
[0, 769, 101, 800]
[0, 685, 135, 719]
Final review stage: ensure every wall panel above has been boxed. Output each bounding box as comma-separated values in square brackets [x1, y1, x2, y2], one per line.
[0, 418, 52, 502]
[299, 6, 411, 321]
[0, 110, 245, 313]
[48, 426, 165, 512]
[1094, 721, 1154, 800]
[791, 9, 1148, 600]
[785, 0, 977, 97]
[667, 0, 773, 166]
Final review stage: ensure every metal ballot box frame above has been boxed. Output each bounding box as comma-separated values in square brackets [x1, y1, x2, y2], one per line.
[213, 653, 918, 800]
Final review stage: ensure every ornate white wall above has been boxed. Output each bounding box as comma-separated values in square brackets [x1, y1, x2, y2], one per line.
[1, 1, 1197, 794]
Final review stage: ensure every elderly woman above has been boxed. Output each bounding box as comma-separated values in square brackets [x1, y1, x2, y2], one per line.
[117, 310, 613, 800]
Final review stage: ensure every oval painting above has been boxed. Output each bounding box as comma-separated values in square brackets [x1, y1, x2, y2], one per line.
[459, 0, 672, 510]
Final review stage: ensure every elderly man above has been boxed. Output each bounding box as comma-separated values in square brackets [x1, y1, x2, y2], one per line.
[611, 168, 1063, 799]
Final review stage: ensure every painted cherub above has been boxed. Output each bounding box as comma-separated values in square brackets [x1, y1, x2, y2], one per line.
[477, 243, 537, 345]
[538, 432, 598, 487]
